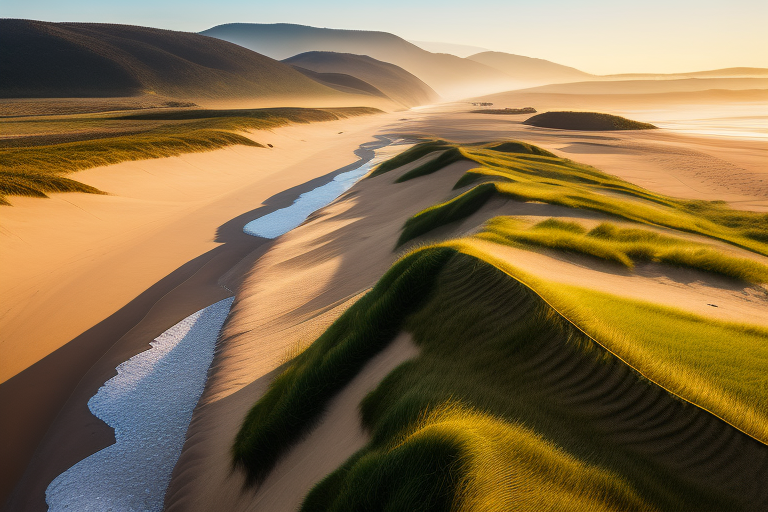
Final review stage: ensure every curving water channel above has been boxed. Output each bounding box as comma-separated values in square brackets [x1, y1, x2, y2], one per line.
[45, 136, 399, 511]
[243, 136, 394, 238]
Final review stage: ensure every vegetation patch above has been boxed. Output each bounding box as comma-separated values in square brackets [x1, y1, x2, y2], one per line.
[0, 107, 381, 205]
[231, 247, 456, 484]
[398, 183, 496, 246]
[368, 139, 452, 178]
[390, 141, 767, 255]
[394, 147, 468, 183]
[523, 111, 657, 131]
[298, 250, 757, 511]
[479, 217, 768, 283]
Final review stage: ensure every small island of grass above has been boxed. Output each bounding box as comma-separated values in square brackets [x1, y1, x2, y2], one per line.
[523, 111, 657, 131]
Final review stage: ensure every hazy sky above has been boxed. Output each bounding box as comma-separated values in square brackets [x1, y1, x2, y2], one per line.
[3, 0, 767, 74]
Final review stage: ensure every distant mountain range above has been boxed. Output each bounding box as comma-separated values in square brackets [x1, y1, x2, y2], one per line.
[200, 23, 522, 99]
[466, 52, 592, 86]
[0, 20, 349, 102]
[284, 52, 439, 108]
[207, 24, 763, 100]
[3, 19, 765, 107]
[408, 40, 489, 58]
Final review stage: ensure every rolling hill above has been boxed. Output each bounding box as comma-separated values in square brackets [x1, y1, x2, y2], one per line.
[602, 67, 768, 80]
[467, 51, 593, 86]
[0, 20, 351, 102]
[200, 23, 516, 99]
[516, 77, 768, 95]
[283, 52, 439, 107]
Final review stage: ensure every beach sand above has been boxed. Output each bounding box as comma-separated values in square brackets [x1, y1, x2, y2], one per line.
[3, 100, 767, 511]
[0, 111, 397, 510]
[165, 106, 767, 511]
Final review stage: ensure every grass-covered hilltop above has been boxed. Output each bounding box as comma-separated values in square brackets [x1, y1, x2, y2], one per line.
[0, 106, 380, 205]
[233, 138, 768, 511]
[524, 111, 658, 130]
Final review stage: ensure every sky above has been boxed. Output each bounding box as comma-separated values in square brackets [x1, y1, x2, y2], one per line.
[3, 0, 767, 74]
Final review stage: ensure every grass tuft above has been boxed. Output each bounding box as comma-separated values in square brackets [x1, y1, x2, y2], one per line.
[368, 139, 452, 178]
[478, 217, 768, 282]
[398, 183, 496, 246]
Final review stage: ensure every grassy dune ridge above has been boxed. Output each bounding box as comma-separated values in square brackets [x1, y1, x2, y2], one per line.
[391, 141, 768, 256]
[231, 248, 457, 484]
[229, 140, 768, 509]
[452, 239, 768, 445]
[295, 250, 765, 510]
[0, 106, 381, 205]
[479, 217, 768, 283]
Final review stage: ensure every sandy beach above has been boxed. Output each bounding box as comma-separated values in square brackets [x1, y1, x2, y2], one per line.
[0, 111, 399, 510]
[3, 101, 767, 511]
[162, 105, 767, 511]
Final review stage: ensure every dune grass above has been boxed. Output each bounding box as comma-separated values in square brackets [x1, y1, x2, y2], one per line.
[398, 183, 496, 246]
[394, 147, 468, 183]
[231, 247, 456, 484]
[299, 251, 753, 511]
[453, 238, 768, 444]
[389, 142, 768, 255]
[368, 139, 452, 178]
[478, 217, 768, 283]
[0, 106, 381, 204]
[523, 111, 657, 131]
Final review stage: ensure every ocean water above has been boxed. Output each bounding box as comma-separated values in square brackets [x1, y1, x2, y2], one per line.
[45, 297, 234, 512]
[620, 103, 768, 140]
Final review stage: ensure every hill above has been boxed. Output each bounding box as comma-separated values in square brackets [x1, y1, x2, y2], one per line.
[0, 20, 349, 102]
[516, 77, 768, 95]
[200, 23, 515, 99]
[467, 51, 593, 86]
[523, 111, 657, 130]
[289, 67, 389, 99]
[283, 52, 439, 107]
[602, 67, 768, 80]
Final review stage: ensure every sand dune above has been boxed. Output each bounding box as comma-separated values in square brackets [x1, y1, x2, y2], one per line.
[5, 100, 767, 510]
[163, 107, 767, 510]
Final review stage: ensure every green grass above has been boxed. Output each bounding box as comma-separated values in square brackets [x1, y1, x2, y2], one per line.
[228, 139, 768, 509]
[398, 183, 496, 246]
[298, 250, 754, 511]
[453, 238, 768, 443]
[478, 217, 768, 283]
[523, 111, 658, 131]
[390, 141, 768, 255]
[394, 147, 467, 183]
[368, 139, 452, 178]
[0, 107, 381, 205]
[231, 247, 456, 484]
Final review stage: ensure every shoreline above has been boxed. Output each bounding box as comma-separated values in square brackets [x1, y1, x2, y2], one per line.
[0, 113, 398, 511]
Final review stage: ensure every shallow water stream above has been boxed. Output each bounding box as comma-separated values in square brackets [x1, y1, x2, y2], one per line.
[44, 136, 399, 511]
